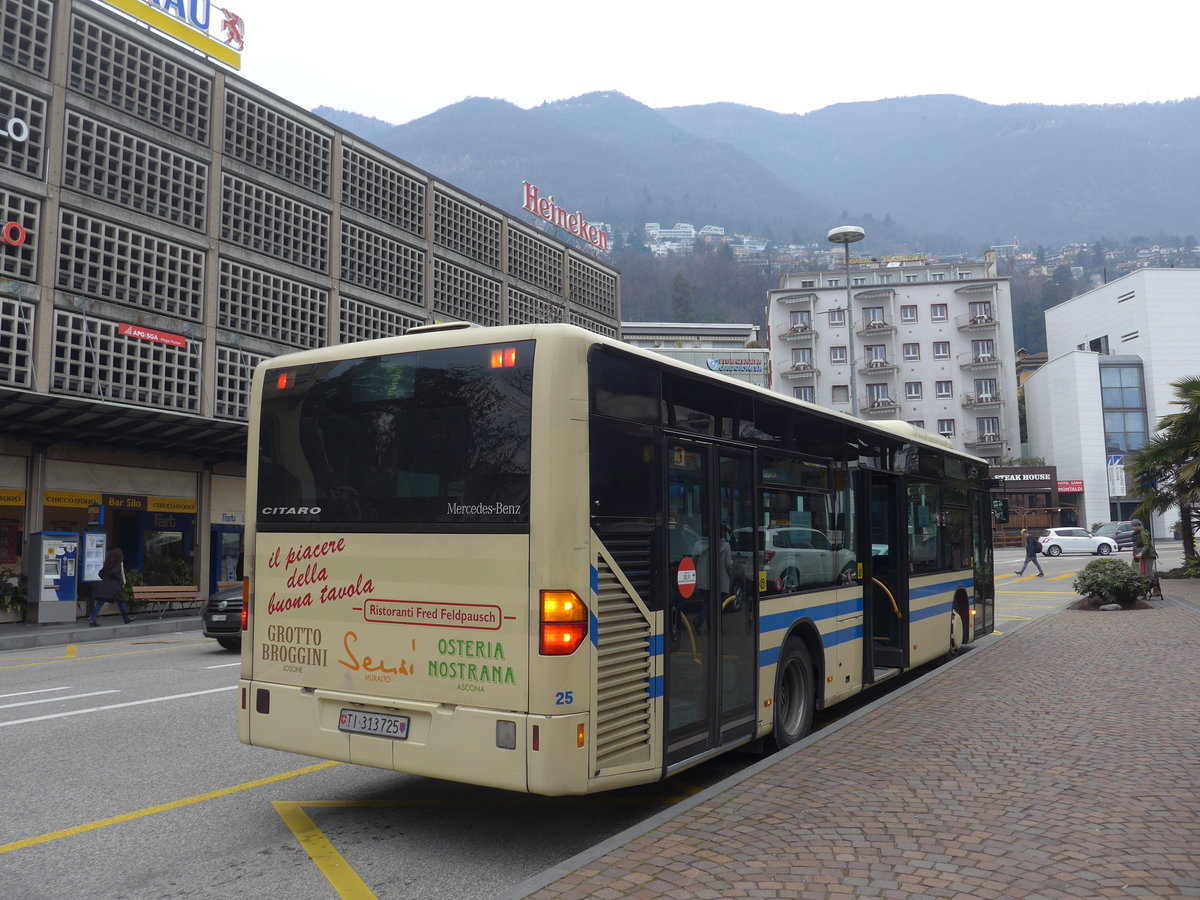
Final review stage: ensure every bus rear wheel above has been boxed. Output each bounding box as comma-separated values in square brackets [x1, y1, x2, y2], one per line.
[770, 637, 814, 750]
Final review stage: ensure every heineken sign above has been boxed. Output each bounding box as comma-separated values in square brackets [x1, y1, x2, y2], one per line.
[522, 182, 609, 251]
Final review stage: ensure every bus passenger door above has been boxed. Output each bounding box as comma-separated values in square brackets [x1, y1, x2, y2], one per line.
[664, 440, 757, 767]
[862, 471, 909, 677]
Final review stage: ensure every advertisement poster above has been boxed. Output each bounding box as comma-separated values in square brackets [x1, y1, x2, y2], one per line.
[83, 533, 107, 583]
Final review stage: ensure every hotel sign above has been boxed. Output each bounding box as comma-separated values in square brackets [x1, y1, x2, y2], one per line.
[522, 182, 609, 251]
[103, 0, 245, 69]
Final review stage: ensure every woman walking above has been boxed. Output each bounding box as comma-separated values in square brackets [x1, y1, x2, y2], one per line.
[1015, 528, 1045, 577]
[88, 548, 135, 626]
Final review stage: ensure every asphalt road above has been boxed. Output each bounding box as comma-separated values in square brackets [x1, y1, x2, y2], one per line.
[0, 545, 1175, 899]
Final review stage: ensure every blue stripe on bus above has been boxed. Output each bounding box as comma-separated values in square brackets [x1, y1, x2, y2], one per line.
[589, 565, 600, 647]
[758, 621, 865, 668]
[649, 675, 663, 698]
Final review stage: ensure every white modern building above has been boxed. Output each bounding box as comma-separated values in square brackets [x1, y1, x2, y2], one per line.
[765, 252, 1019, 461]
[622, 322, 767, 387]
[1024, 268, 1200, 536]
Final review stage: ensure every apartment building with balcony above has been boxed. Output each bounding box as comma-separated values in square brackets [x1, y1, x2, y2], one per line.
[766, 252, 1018, 461]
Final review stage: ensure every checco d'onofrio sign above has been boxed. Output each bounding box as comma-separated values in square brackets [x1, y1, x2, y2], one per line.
[522, 182, 609, 251]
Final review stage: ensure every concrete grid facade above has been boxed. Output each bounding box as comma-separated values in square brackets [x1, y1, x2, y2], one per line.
[0, 0, 620, 604]
[766, 253, 1018, 462]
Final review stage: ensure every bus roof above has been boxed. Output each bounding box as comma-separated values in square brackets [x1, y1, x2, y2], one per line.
[255, 322, 987, 466]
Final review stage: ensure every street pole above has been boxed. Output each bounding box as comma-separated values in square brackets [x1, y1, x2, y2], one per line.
[827, 226, 865, 416]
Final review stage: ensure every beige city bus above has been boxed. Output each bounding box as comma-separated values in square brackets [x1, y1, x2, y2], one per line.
[237, 323, 994, 795]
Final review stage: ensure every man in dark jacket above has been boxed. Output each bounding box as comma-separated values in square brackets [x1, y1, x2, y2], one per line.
[1015, 528, 1045, 577]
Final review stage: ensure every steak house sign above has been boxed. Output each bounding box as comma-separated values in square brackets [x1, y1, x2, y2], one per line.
[522, 182, 610, 251]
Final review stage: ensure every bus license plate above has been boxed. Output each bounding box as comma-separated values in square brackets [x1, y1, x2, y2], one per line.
[338, 709, 409, 740]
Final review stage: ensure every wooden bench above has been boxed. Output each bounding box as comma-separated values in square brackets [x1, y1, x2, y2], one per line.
[132, 585, 203, 618]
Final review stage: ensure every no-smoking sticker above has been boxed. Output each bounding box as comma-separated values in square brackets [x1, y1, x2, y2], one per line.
[677, 556, 696, 598]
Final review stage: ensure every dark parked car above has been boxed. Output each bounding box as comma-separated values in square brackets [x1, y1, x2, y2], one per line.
[1093, 521, 1135, 550]
[202, 584, 243, 650]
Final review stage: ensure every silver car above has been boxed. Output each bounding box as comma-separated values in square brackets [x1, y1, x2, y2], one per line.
[731, 526, 855, 592]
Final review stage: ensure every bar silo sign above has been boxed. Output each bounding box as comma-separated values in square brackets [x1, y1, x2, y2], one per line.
[103, 0, 245, 69]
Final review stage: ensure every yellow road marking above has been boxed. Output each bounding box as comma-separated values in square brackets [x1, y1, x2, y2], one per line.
[273, 802, 377, 899]
[0, 761, 339, 854]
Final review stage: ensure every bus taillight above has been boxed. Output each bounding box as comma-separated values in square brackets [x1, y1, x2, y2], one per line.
[241, 578, 249, 631]
[490, 347, 518, 368]
[539, 590, 587, 655]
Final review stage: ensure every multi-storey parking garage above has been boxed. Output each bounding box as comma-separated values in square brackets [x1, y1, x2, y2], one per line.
[0, 0, 619, 609]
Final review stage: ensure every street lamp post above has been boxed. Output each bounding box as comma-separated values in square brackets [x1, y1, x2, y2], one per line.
[827, 225, 866, 415]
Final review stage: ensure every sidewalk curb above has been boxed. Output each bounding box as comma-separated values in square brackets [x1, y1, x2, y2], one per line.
[0, 616, 204, 651]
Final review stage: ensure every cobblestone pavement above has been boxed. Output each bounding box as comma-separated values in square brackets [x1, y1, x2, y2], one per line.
[509, 584, 1200, 900]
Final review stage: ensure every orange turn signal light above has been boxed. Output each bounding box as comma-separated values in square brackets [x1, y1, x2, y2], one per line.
[540, 590, 587, 655]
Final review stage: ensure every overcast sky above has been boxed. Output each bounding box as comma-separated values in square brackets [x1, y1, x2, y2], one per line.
[224, 0, 1197, 125]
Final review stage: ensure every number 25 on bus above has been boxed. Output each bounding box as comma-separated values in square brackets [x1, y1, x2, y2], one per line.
[237, 323, 994, 795]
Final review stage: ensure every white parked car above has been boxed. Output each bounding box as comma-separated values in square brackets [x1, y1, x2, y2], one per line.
[1038, 527, 1117, 557]
[731, 526, 856, 592]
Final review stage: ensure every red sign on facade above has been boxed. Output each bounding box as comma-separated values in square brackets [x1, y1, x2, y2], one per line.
[1057, 480, 1085, 493]
[119, 323, 187, 349]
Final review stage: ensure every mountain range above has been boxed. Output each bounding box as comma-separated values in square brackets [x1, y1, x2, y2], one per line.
[315, 92, 1200, 252]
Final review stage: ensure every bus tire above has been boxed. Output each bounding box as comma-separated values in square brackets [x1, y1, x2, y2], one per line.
[944, 608, 965, 660]
[770, 637, 814, 750]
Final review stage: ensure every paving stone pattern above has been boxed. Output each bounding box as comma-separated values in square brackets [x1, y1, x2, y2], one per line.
[524, 597, 1200, 899]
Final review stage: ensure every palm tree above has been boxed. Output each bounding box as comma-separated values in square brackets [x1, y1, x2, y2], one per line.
[1127, 376, 1200, 561]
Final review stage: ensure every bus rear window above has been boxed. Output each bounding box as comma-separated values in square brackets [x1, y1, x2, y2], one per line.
[257, 342, 534, 528]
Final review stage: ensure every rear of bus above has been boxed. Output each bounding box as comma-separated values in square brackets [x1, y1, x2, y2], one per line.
[238, 325, 599, 794]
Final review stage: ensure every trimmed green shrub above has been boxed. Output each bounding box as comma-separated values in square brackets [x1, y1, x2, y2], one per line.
[1073, 558, 1152, 608]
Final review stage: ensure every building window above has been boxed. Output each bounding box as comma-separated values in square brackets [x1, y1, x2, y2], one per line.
[830, 345, 848, 364]
[958, 271, 973, 279]
[794, 386, 814, 402]
[909, 420, 926, 429]
[904, 274, 919, 283]
[972, 339, 995, 361]
[905, 381, 923, 399]
[832, 384, 850, 403]
[935, 381, 953, 398]
[1100, 364, 1148, 453]
[827, 278, 840, 287]
[879, 273, 893, 284]
[791, 309, 812, 329]
[865, 344, 887, 364]
[969, 301, 993, 321]
[931, 304, 948, 321]
[828, 308, 846, 327]
[867, 383, 890, 405]
[901, 305, 918, 323]
[903, 343, 920, 361]
[931, 273, 945, 282]
[933, 341, 950, 359]
[977, 416, 1000, 439]
[938, 418, 956, 436]
[852, 276, 867, 285]
[864, 306, 885, 325]
[800, 280, 816, 288]
[791, 347, 814, 367]
[974, 378, 998, 401]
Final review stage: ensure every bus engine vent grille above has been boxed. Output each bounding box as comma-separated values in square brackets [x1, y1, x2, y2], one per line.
[594, 558, 653, 769]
